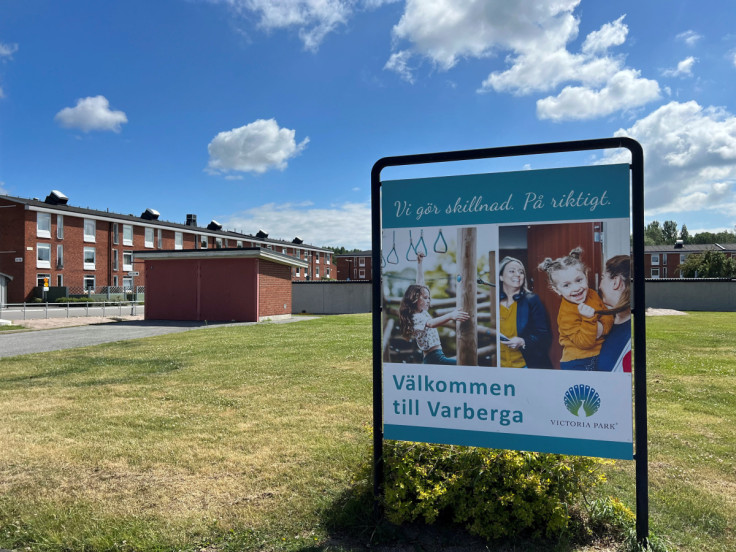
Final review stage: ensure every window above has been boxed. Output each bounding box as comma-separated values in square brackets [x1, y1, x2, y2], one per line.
[145, 228, 154, 248]
[112, 222, 119, 244]
[326, 268, 330, 278]
[680, 254, 687, 263]
[662, 253, 668, 265]
[651, 254, 659, 265]
[37, 274, 50, 287]
[200, 235, 208, 249]
[83, 275, 96, 291]
[37, 243, 51, 268]
[57, 214, 64, 239]
[282, 247, 287, 254]
[175, 232, 183, 250]
[662, 267, 668, 278]
[316, 253, 320, 264]
[157, 228, 163, 249]
[651, 268, 660, 279]
[57, 274, 63, 287]
[123, 277, 133, 292]
[359, 269, 366, 279]
[56, 244, 64, 269]
[83, 247, 96, 270]
[37, 213, 51, 238]
[113, 275, 118, 287]
[112, 249, 119, 271]
[236, 240, 243, 248]
[84, 219, 96, 242]
[359, 257, 366, 266]
[296, 266, 300, 277]
[123, 251, 133, 272]
[326, 255, 330, 265]
[216, 238, 223, 249]
[123, 224, 133, 246]
[316, 267, 320, 278]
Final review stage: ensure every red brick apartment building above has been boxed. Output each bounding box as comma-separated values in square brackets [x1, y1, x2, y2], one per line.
[335, 250, 372, 280]
[0, 190, 332, 304]
[644, 242, 736, 278]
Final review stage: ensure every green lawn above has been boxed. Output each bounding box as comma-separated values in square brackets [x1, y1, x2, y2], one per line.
[0, 313, 734, 551]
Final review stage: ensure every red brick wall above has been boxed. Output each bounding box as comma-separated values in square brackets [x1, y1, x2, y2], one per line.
[258, 261, 292, 318]
[0, 199, 27, 302]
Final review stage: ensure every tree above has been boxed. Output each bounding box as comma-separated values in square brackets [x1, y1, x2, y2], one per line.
[679, 250, 736, 278]
[679, 225, 689, 243]
[645, 221, 664, 245]
[662, 220, 678, 244]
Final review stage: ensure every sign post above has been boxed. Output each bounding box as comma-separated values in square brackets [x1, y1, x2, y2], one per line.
[371, 138, 647, 542]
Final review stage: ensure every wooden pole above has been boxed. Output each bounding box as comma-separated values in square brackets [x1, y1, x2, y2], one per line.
[457, 228, 477, 365]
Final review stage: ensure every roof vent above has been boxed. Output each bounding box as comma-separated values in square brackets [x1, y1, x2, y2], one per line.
[44, 190, 69, 205]
[292, 236, 303, 244]
[141, 208, 160, 220]
[207, 220, 223, 231]
[186, 214, 197, 226]
[674, 240, 684, 249]
[256, 230, 269, 239]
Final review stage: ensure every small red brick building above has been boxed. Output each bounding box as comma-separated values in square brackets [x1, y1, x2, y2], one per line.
[134, 248, 307, 322]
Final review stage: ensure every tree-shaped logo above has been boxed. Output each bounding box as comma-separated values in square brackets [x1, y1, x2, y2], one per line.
[564, 385, 601, 417]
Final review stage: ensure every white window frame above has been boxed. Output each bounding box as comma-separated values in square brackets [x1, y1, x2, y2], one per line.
[359, 269, 366, 279]
[316, 253, 320, 264]
[56, 244, 64, 269]
[112, 249, 119, 271]
[200, 235, 208, 249]
[84, 219, 96, 243]
[175, 232, 183, 250]
[296, 266, 301, 277]
[662, 253, 668, 265]
[112, 222, 119, 245]
[113, 275, 118, 287]
[123, 251, 133, 272]
[315, 267, 320, 278]
[236, 240, 243, 248]
[326, 255, 330, 265]
[83, 275, 96, 291]
[37, 243, 51, 268]
[37, 213, 51, 238]
[680, 254, 687, 264]
[216, 238, 223, 249]
[123, 224, 133, 246]
[83, 246, 96, 270]
[651, 254, 659, 266]
[57, 214, 64, 239]
[359, 257, 366, 267]
[123, 277, 133, 292]
[157, 228, 163, 249]
[651, 267, 660, 279]
[57, 274, 63, 287]
[37, 274, 51, 288]
[145, 228, 154, 248]
[326, 268, 330, 278]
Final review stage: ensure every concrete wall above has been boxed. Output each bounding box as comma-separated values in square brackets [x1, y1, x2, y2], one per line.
[292, 281, 372, 314]
[645, 280, 736, 312]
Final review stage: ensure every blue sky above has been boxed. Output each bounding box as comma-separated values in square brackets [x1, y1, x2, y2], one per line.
[1, 0, 735, 249]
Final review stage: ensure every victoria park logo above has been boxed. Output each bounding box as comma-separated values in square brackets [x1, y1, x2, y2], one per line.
[564, 385, 601, 417]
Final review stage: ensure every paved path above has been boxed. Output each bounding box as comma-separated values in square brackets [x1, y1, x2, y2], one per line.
[0, 318, 316, 358]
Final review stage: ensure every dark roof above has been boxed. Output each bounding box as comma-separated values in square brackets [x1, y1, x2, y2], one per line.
[336, 250, 372, 257]
[644, 244, 720, 253]
[1, 193, 331, 253]
[133, 247, 309, 268]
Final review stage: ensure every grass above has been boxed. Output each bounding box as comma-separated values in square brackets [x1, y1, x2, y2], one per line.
[0, 324, 25, 331]
[1, 312, 735, 551]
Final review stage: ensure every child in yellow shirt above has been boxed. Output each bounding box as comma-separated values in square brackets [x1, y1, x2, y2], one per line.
[538, 248, 613, 370]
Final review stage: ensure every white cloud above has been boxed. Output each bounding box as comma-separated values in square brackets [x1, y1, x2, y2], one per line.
[537, 69, 660, 121]
[601, 101, 736, 216]
[211, 0, 398, 51]
[54, 96, 128, 133]
[0, 41, 18, 59]
[221, 201, 371, 249]
[0, 181, 9, 195]
[384, 50, 415, 83]
[676, 30, 702, 47]
[663, 56, 696, 77]
[206, 118, 309, 176]
[387, 2, 658, 120]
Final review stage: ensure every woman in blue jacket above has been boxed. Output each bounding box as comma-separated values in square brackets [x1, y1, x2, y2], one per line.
[499, 256, 553, 369]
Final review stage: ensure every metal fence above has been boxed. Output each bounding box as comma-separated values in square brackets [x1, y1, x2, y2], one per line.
[0, 300, 144, 321]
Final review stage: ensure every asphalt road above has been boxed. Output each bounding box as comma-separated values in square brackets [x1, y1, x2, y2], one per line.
[0, 320, 224, 358]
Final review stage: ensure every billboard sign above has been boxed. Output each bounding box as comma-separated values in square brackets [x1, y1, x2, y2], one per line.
[380, 164, 633, 459]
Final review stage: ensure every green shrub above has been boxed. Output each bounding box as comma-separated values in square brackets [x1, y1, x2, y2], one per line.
[383, 440, 608, 541]
[56, 297, 94, 303]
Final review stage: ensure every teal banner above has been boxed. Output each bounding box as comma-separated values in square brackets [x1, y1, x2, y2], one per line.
[382, 164, 630, 228]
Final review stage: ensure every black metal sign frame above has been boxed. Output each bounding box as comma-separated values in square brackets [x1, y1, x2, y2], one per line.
[371, 137, 648, 542]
